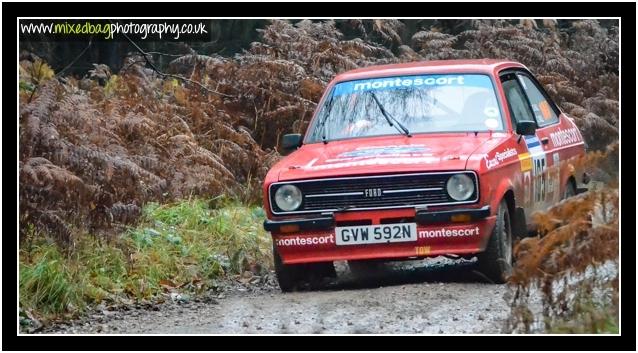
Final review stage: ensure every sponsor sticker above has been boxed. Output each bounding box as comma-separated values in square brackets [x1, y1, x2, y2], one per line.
[539, 100, 552, 120]
[549, 127, 580, 147]
[418, 226, 480, 239]
[336, 145, 430, 160]
[303, 156, 438, 171]
[484, 155, 499, 169]
[524, 135, 544, 155]
[518, 152, 533, 172]
[275, 234, 335, 247]
[495, 148, 518, 161]
[300, 145, 436, 171]
[484, 148, 518, 169]
[332, 74, 494, 96]
[484, 117, 499, 129]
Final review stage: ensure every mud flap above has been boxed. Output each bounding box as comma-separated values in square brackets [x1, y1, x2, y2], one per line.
[512, 207, 527, 238]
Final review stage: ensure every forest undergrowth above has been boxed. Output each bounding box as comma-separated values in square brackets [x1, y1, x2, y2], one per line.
[19, 19, 619, 332]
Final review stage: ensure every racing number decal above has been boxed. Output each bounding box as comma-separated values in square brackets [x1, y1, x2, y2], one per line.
[522, 171, 532, 206]
[524, 135, 547, 207]
[533, 157, 546, 203]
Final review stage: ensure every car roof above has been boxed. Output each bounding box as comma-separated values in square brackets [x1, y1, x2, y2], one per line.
[333, 59, 527, 82]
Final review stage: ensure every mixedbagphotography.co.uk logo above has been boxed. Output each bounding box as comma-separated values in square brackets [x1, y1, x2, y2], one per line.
[19, 19, 211, 41]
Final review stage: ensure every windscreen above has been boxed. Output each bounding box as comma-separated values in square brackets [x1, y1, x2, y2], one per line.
[306, 74, 504, 143]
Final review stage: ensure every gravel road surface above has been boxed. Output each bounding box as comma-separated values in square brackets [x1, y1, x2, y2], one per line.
[43, 257, 510, 334]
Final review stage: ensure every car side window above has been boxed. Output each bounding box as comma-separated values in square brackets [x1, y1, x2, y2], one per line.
[501, 76, 535, 126]
[517, 74, 559, 126]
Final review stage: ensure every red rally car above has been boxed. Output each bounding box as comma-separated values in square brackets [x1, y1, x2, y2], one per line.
[262, 59, 587, 291]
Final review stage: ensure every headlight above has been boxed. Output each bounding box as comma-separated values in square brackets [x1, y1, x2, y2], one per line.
[446, 174, 475, 201]
[274, 184, 303, 211]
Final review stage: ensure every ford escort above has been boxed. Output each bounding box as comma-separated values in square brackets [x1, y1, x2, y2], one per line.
[262, 59, 587, 291]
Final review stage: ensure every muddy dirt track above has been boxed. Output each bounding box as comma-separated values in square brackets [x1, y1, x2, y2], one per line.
[45, 257, 510, 334]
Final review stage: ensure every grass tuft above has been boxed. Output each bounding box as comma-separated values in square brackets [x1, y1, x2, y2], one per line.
[19, 199, 272, 319]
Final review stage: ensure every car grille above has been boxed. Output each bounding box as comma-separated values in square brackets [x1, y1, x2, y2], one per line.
[269, 172, 478, 215]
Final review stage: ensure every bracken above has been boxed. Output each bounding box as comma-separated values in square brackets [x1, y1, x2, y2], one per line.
[19, 19, 618, 254]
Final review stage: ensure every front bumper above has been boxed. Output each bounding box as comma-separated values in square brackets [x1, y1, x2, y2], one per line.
[264, 206, 490, 232]
[264, 216, 334, 232]
[265, 206, 495, 264]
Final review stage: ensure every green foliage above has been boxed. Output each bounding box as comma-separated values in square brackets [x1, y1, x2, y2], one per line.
[19, 199, 272, 318]
[19, 244, 83, 315]
[548, 303, 619, 334]
[19, 80, 36, 93]
[137, 198, 272, 275]
[19, 58, 55, 86]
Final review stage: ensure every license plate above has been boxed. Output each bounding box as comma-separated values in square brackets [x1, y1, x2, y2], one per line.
[335, 223, 417, 246]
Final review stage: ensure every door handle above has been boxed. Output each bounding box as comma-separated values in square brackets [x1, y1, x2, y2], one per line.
[541, 137, 549, 145]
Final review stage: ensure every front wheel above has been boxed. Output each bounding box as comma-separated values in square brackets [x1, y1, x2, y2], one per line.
[477, 200, 513, 284]
[273, 245, 304, 292]
[273, 245, 336, 292]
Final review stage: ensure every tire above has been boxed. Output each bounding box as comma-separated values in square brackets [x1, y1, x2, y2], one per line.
[273, 245, 304, 292]
[563, 179, 576, 200]
[477, 200, 513, 284]
[273, 245, 336, 292]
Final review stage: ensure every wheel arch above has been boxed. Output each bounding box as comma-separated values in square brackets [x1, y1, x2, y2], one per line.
[560, 160, 578, 196]
[489, 178, 515, 218]
[494, 184, 527, 238]
[502, 189, 516, 219]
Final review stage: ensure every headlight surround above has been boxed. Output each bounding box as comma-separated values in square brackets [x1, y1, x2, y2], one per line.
[446, 174, 475, 201]
[274, 184, 303, 211]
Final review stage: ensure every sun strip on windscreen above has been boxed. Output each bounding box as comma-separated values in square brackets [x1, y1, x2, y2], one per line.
[332, 74, 493, 96]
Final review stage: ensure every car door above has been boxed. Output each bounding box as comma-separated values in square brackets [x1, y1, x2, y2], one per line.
[513, 72, 565, 210]
[501, 69, 580, 214]
[500, 71, 538, 216]
[500, 70, 558, 216]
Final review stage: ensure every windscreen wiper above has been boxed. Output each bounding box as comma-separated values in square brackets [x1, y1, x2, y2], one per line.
[317, 92, 336, 144]
[368, 91, 411, 137]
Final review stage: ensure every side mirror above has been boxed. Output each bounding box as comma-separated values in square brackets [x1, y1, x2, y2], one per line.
[281, 133, 303, 151]
[516, 121, 536, 136]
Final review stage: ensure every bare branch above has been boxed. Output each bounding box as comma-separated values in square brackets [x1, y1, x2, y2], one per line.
[55, 38, 93, 78]
[145, 51, 185, 57]
[111, 21, 235, 99]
